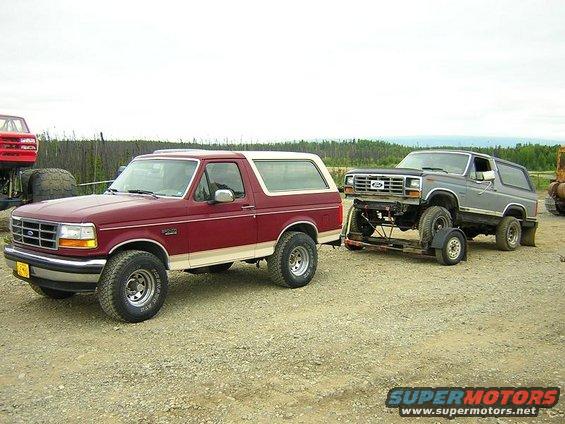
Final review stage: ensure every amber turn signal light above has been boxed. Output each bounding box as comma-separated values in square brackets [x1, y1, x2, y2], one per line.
[59, 238, 97, 248]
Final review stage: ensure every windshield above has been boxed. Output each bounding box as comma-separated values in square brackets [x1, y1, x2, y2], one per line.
[0, 116, 29, 133]
[109, 159, 198, 197]
[397, 152, 470, 174]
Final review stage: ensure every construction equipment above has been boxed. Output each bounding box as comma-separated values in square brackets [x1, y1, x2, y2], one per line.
[545, 146, 565, 216]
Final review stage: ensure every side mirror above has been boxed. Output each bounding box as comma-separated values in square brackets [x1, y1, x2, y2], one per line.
[115, 165, 127, 178]
[481, 170, 496, 181]
[213, 189, 234, 203]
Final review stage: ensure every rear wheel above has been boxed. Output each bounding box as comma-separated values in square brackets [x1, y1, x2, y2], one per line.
[29, 283, 74, 299]
[419, 206, 452, 248]
[495, 216, 521, 251]
[267, 231, 318, 288]
[31, 168, 77, 202]
[98, 250, 168, 322]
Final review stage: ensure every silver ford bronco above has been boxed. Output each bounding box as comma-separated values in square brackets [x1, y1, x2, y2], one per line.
[343, 150, 538, 251]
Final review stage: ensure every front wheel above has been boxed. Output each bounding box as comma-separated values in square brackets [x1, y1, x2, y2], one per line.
[267, 231, 318, 288]
[419, 206, 452, 248]
[495, 216, 522, 251]
[98, 250, 168, 322]
[29, 283, 75, 299]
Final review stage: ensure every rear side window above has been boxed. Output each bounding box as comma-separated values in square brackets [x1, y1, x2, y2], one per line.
[254, 160, 328, 192]
[497, 162, 532, 191]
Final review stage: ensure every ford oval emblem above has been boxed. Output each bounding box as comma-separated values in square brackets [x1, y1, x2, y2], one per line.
[27, 230, 34, 236]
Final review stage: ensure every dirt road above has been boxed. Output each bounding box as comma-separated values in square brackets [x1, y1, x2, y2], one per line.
[0, 200, 563, 423]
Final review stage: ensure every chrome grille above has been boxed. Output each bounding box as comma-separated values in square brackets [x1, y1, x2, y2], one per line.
[354, 174, 405, 195]
[11, 217, 59, 250]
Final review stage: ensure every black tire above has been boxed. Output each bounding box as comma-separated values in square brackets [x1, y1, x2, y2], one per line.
[31, 168, 77, 203]
[435, 231, 466, 265]
[97, 250, 168, 322]
[350, 209, 374, 237]
[29, 283, 74, 299]
[208, 262, 233, 273]
[419, 206, 452, 248]
[20, 169, 36, 197]
[267, 231, 318, 288]
[495, 216, 522, 251]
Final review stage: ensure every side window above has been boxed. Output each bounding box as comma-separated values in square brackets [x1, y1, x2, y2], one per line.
[193, 172, 211, 202]
[469, 157, 492, 180]
[194, 162, 245, 201]
[497, 162, 532, 191]
[253, 160, 329, 192]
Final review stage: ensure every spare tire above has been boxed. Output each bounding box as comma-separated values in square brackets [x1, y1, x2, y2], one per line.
[419, 206, 452, 248]
[31, 169, 77, 202]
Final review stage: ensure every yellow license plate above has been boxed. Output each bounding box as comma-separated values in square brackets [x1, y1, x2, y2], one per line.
[16, 261, 30, 279]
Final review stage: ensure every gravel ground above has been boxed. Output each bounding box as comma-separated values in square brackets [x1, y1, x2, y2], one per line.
[0, 198, 563, 423]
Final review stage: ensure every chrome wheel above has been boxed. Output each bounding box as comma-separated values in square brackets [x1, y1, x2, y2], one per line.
[507, 223, 519, 246]
[446, 237, 462, 260]
[288, 246, 310, 277]
[125, 269, 156, 307]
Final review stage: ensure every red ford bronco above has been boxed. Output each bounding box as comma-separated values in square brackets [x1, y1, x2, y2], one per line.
[4, 150, 342, 322]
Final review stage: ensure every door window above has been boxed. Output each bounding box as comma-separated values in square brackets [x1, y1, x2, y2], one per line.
[193, 162, 245, 201]
[469, 157, 492, 180]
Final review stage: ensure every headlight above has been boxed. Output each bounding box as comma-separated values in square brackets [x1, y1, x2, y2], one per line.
[345, 175, 354, 186]
[406, 178, 421, 189]
[58, 224, 97, 248]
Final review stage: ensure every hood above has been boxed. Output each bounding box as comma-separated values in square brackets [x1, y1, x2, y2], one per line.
[346, 167, 424, 177]
[12, 194, 186, 226]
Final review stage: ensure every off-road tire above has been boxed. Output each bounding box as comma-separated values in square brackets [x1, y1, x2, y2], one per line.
[20, 169, 36, 197]
[495, 216, 522, 251]
[267, 231, 318, 288]
[98, 250, 168, 322]
[350, 209, 374, 237]
[435, 231, 466, 266]
[209, 262, 233, 273]
[419, 206, 452, 248]
[31, 168, 77, 203]
[29, 283, 74, 299]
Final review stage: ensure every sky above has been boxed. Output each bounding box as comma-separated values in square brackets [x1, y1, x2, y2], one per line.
[1, 0, 564, 142]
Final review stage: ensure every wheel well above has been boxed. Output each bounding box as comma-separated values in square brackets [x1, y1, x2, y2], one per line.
[504, 206, 525, 220]
[110, 241, 169, 268]
[427, 192, 458, 220]
[280, 222, 318, 243]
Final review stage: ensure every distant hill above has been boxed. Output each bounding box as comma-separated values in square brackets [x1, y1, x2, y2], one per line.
[382, 135, 564, 148]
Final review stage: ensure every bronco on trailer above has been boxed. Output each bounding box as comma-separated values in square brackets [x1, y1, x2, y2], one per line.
[4, 150, 342, 322]
[0, 114, 76, 210]
[343, 150, 538, 259]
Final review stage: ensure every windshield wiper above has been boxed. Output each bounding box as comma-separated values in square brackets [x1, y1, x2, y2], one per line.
[421, 167, 448, 173]
[106, 188, 119, 195]
[127, 189, 158, 198]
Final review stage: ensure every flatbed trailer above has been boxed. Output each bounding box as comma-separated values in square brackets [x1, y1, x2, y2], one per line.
[342, 206, 468, 265]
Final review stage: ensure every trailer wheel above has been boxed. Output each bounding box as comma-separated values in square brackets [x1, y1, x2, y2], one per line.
[419, 206, 452, 248]
[31, 168, 77, 202]
[29, 283, 75, 299]
[350, 209, 374, 237]
[435, 231, 466, 265]
[495, 216, 521, 251]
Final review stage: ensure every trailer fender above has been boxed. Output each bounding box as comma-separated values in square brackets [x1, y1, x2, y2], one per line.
[430, 228, 468, 261]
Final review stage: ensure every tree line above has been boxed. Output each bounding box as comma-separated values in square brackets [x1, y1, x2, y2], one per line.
[34, 137, 560, 185]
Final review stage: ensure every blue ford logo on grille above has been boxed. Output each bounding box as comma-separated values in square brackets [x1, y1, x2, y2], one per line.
[27, 230, 34, 236]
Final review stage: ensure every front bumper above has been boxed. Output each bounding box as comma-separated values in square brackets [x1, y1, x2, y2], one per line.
[4, 244, 106, 291]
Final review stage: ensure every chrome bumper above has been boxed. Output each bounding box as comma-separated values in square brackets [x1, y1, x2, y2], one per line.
[4, 244, 106, 284]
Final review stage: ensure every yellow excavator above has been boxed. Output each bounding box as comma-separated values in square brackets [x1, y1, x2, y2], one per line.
[545, 146, 565, 216]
